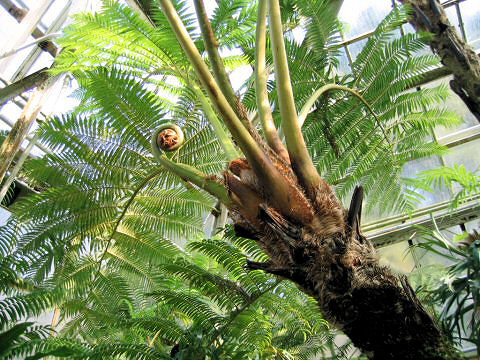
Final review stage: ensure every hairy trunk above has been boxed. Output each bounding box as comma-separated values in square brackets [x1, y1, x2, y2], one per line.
[400, 0, 480, 122]
[225, 153, 458, 359]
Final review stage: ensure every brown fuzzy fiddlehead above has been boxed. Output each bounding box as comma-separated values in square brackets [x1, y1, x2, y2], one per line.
[151, 123, 185, 159]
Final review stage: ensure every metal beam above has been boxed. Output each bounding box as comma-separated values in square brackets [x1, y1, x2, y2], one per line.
[0, 0, 54, 76]
[365, 195, 480, 247]
[10, 0, 72, 82]
[0, 0, 57, 57]
[0, 67, 49, 105]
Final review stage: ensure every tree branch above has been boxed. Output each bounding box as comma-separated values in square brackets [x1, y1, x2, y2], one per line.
[399, 0, 480, 123]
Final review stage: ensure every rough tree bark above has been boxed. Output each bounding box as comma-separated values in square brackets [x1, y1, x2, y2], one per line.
[227, 161, 457, 359]
[400, 0, 480, 122]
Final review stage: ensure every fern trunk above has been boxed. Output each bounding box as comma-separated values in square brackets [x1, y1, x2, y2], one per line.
[400, 0, 480, 122]
[226, 156, 458, 359]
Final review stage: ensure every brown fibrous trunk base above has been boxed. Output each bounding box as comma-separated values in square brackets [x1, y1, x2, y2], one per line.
[224, 152, 459, 359]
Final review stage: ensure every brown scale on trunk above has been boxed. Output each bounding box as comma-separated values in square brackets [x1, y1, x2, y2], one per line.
[224, 151, 459, 358]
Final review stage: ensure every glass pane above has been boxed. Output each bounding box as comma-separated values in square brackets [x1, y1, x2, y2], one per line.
[40, 2, 70, 28]
[336, 46, 352, 75]
[338, 0, 393, 40]
[422, 76, 478, 137]
[442, 138, 480, 173]
[402, 155, 452, 206]
[378, 241, 416, 273]
[412, 225, 462, 267]
[347, 38, 367, 62]
[444, 4, 460, 35]
[464, 217, 480, 233]
[0, 207, 10, 225]
[460, 0, 480, 48]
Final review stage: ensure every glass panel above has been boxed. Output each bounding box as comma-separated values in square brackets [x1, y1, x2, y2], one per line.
[444, 4, 460, 36]
[378, 241, 416, 274]
[464, 217, 480, 233]
[0, 6, 21, 40]
[402, 155, 452, 206]
[336, 46, 351, 75]
[442, 138, 480, 173]
[40, 2, 69, 28]
[347, 38, 367, 62]
[412, 225, 462, 267]
[0, 101, 24, 126]
[422, 76, 478, 137]
[0, 207, 10, 225]
[460, 0, 480, 47]
[338, 0, 392, 40]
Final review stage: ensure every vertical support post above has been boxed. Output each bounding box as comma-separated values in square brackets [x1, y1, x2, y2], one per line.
[454, 2, 467, 42]
[0, 75, 57, 185]
[0, 130, 40, 204]
[340, 30, 354, 72]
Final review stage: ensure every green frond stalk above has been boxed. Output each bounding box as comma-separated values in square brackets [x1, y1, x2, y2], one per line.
[191, 84, 239, 161]
[157, 0, 260, 157]
[150, 140, 231, 206]
[268, 0, 322, 195]
[193, 0, 240, 120]
[255, 0, 289, 163]
[299, 84, 390, 142]
[158, 0, 302, 217]
[92, 169, 164, 280]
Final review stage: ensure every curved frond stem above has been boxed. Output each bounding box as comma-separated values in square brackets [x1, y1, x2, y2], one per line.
[299, 84, 390, 144]
[92, 169, 163, 284]
[255, 0, 290, 163]
[193, 0, 241, 119]
[191, 84, 240, 161]
[268, 0, 322, 194]
[151, 149, 232, 206]
[207, 279, 282, 347]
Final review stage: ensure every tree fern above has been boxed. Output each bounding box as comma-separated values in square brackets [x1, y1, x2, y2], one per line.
[0, 0, 464, 357]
